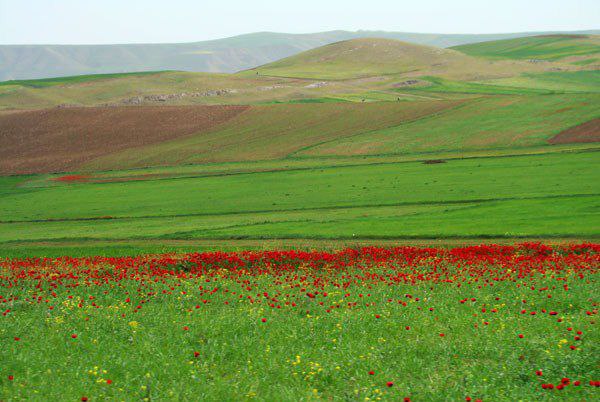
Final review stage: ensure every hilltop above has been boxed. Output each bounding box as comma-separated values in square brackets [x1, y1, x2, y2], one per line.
[249, 38, 548, 80]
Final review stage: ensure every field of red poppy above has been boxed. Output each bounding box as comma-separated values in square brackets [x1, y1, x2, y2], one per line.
[1, 243, 598, 401]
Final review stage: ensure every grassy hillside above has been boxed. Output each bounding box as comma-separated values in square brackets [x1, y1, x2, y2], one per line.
[452, 34, 600, 63]
[0, 69, 421, 110]
[0, 44, 591, 111]
[3, 30, 598, 81]
[299, 93, 600, 156]
[81, 100, 461, 171]
[0, 71, 173, 88]
[2, 77, 598, 174]
[474, 70, 600, 93]
[248, 38, 543, 80]
[0, 71, 330, 110]
[0, 105, 249, 174]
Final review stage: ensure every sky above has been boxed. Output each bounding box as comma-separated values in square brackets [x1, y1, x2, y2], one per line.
[0, 0, 598, 45]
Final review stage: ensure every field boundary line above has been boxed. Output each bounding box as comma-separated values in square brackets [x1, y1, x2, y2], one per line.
[1, 193, 597, 224]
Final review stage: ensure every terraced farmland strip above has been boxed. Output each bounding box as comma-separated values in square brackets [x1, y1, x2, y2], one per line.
[299, 94, 600, 156]
[0, 105, 248, 175]
[82, 100, 461, 170]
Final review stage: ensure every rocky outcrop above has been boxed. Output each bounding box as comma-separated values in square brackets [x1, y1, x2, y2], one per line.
[116, 89, 238, 105]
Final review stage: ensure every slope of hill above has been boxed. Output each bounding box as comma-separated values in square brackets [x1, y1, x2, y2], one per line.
[0, 101, 459, 174]
[248, 38, 544, 80]
[452, 34, 600, 63]
[298, 93, 600, 156]
[2, 30, 599, 81]
[0, 71, 360, 110]
[0, 106, 248, 174]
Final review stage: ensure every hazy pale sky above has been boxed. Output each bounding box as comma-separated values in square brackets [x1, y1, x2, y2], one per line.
[1, 0, 598, 45]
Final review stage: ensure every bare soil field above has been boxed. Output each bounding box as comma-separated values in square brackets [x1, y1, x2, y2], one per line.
[0, 105, 248, 174]
[549, 118, 600, 144]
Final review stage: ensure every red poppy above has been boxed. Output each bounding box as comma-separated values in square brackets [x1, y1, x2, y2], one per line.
[386, 381, 394, 387]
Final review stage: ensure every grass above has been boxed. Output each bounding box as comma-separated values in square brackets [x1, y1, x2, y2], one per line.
[0, 71, 364, 110]
[81, 100, 460, 170]
[452, 35, 600, 61]
[299, 94, 600, 157]
[1, 34, 599, 402]
[247, 38, 536, 81]
[0, 71, 173, 88]
[401, 76, 555, 95]
[1, 246, 598, 400]
[1, 151, 598, 246]
[571, 58, 598, 66]
[476, 71, 600, 93]
[71, 91, 600, 171]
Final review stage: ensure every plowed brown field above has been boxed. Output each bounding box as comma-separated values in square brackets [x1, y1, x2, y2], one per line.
[0, 105, 248, 174]
[548, 118, 600, 145]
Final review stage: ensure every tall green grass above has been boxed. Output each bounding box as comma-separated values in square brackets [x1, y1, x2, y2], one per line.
[1, 151, 598, 245]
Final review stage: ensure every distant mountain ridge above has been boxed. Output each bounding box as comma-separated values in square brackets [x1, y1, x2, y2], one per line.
[1, 29, 599, 80]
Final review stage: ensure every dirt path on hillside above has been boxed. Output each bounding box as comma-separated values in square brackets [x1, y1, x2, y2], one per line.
[0, 105, 249, 175]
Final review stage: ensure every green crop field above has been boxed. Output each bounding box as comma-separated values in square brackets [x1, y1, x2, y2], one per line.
[1, 150, 598, 256]
[299, 94, 600, 156]
[452, 35, 600, 61]
[475, 71, 600, 93]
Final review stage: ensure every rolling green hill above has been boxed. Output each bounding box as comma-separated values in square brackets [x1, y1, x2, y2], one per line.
[452, 34, 600, 63]
[3, 29, 598, 81]
[247, 38, 542, 80]
[81, 100, 461, 171]
[299, 93, 600, 157]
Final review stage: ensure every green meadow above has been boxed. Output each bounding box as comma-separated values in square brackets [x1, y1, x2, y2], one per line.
[452, 35, 600, 61]
[1, 150, 598, 256]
